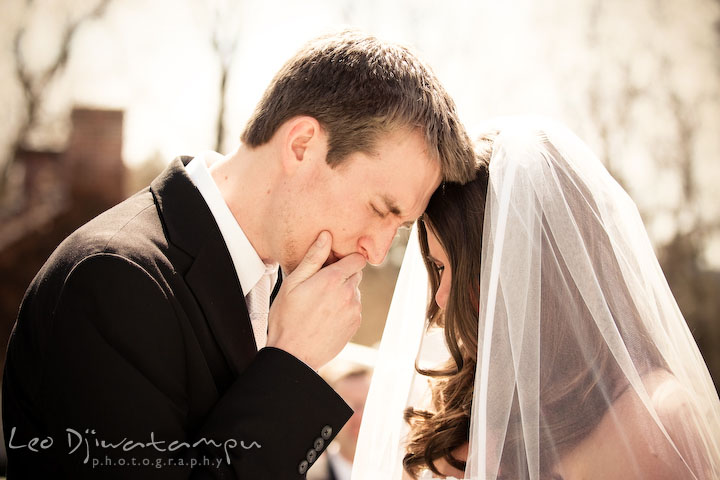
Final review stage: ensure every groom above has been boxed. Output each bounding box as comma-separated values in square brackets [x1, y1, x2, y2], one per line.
[2, 31, 475, 478]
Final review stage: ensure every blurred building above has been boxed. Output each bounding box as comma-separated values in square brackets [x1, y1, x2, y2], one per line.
[0, 107, 125, 372]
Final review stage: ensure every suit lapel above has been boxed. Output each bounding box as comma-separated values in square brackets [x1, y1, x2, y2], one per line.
[270, 268, 283, 305]
[151, 157, 258, 379]
[185, 242, 257, 374]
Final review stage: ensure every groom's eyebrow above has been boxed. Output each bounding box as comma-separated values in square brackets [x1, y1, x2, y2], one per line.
[381, 195, 414, 229]
[381, 194, 402, 216]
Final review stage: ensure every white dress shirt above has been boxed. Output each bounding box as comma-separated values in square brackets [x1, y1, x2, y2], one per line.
[185, 151, 278, 349]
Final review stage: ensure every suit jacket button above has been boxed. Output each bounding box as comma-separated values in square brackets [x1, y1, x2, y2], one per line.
[321, 425, 332, 440]
[298, 460, 309, 474]
[306, 448, 317, 464]
[313, 437, 325, 452]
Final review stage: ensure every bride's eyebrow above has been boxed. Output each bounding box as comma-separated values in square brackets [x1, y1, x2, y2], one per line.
[425, 255, 442, 264]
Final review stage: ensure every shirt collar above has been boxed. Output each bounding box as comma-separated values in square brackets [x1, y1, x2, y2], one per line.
[185, 151, 278, 296]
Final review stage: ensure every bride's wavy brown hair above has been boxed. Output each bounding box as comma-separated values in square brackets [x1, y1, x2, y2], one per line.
[403, 135, 493, 478]
[403, 137, 666, 479]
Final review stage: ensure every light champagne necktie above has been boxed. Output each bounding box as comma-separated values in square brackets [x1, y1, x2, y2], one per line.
[246, 263, 278, 349]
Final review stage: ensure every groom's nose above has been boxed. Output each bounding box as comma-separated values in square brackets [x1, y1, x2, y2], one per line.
[357, 226, 397, 266]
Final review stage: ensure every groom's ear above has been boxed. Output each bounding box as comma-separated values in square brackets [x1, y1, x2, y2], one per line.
[281, 116, 327, 174]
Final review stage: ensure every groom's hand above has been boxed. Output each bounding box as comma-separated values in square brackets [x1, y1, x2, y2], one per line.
[267, 231, 366, 370]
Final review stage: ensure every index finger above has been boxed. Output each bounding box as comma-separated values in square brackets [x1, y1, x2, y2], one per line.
[324, 252, 366, 279]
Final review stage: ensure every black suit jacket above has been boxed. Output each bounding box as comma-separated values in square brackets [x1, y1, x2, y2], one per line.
[2, 157, 352, 479]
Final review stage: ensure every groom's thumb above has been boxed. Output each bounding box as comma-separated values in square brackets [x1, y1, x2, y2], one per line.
[286, 231, 332, 285]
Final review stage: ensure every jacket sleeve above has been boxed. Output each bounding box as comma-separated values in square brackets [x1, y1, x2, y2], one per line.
[25, 253, 352, 479]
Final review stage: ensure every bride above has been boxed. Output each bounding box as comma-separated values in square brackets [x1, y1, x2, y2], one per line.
[351, 116, 720, 479]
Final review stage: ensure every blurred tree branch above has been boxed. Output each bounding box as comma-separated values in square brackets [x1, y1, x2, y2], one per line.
[208, 1, 242, 153]
[584, 0, 720, 389]
[586, 62, 641, 191]
[1, 0, 113, 194]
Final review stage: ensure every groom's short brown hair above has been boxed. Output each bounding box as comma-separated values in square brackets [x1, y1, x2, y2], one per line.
[240, 30, 476, 183]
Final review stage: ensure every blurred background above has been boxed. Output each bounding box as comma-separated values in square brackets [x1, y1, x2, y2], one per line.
[0, 0, 719, 473]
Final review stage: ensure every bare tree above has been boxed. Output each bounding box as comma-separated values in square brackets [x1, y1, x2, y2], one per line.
[1, 0, 113, 194]
[585, 63, 641, 191]
[208, 1, 242, 153]
[655, 65, 720, 386]
[582, 0, 720, 388]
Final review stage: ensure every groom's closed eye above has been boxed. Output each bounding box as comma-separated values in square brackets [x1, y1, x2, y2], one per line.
[370, 204, 388, 218]
[379, 195, 416, 230]
[370, 203, 414, 230]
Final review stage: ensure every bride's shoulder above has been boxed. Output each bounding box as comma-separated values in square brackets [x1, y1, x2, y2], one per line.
[628, 368, 702, 444]
[640, 369, 695, 419]
[614, 369, 698, 427]
[558, 369, 699, 479]
[638, 369, 713, 476]
[602, 370, 700, 476]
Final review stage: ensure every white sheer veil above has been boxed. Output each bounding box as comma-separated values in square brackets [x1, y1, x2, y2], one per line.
[352, 116, 720, 480]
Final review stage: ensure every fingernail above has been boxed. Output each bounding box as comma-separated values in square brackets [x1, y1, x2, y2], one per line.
[316, 231, 328, 247]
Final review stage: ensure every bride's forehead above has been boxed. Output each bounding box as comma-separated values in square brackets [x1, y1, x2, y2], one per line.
[425, 228, 447, 256]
